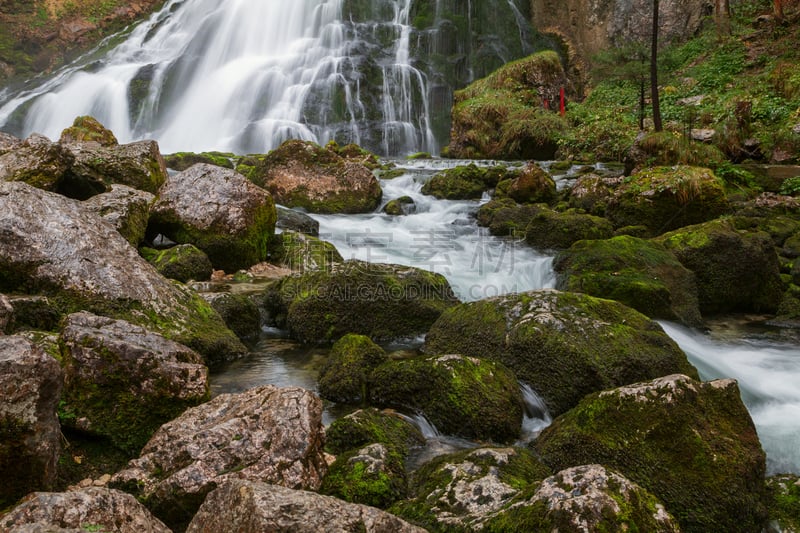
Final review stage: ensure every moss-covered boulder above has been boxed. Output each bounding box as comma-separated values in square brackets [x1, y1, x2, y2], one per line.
[554, 236, 702, 325]
[482, 464, 681, 533]
[59, 312, 209, 455]
[148, 163, 277, 273]
[624, 131, 726, 175]
[446, 51, 569, 160]
[420, 164, 506, 200]
[237, 140, 382, 214]
[140, 244, 213, 283]
[82, 184, 155, 246]
[656, 219, 785, 314]
[370, 354, 523, 443]
[0, 133, 77, 195]
[391, 447, 551, 531]
[383, 195, 416, 216]
[318, 334, 388, 404]
[424, 290, 698, 416]
[200, 292, 261, 342]
[321, 442, 407, 509]
[506, 162, 556, 204]
[58, 115, 118, 146]
[567, 173, 621, 216]
[264, 260, 458, 343]
[325, 408, 425, 457]
[276, 205, 320, 236]
[535, 374, 768, 533]
[606, 166, 730, 236]
[269, 231, 343, 273]
[767, 474, 800, 532]
[476, 199, 540, 237]
[163, 151, 234, 171]
[524, 206, 614, 250]
[66, 139, 168, 195]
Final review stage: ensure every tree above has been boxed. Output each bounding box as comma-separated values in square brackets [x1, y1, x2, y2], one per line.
[774, 0, 785, 20]
[715, 0, 731, 37]
[651, 0, 663, 132]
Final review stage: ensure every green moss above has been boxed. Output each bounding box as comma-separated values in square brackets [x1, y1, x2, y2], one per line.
[59, 116, 117, 146]
[140, 244, 213, 283]
[269, 231, 343, 273]
[318, 334, 387, 404]
[524, 207, 614, 250]
[767, 474, 800, 532]
[420, 164, 500, 200]
[325, 408, 425, 457]
[163, 151, 235, 171]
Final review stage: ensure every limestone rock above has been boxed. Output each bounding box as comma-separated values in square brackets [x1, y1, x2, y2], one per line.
[321, 442, 408, 508]
[148, 163, 277, 272]
[66, 139, 167, 194]
[82, 184, 155, 246]
[59, 116, 118, 146]
[0, 487, 170, 533]
[111, 385, 328, 531]
[318, 334, 388, 404]
[421, 164, 506, 200]
[0, 336, 63, 507]
[186, 479, 426, 533]
[0, 133, 75, 195]
[524, 206, 614, 250]
[140, 244, 213, 283]
[276, 205, 320, 236]
[0, 131, 21, 155]
[269, 230, 343, 273]
[507, 162, 556, 204]
[0, 294, 11, 333]
[383, 195, 416, 216]
[200, 292, 261, 341]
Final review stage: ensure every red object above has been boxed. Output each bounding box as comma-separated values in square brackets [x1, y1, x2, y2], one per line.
[559, 87, 566, 116]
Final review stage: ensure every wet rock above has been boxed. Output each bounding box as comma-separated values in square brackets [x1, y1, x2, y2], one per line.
[111, 385, 328, 531]
[383, 195, 416, 216]
[318, 334, 388, 404]
[0, 294, 11, 333]
[163, 150, 234, 171]
[148, 163, 277, 272]
[269, 230, 343, 273]
[276, 205, 320, 235]
[200, 292, 261, 341]
[321, 442, 408, 508]
[59, 311, 209, 454]
[325, 408, 425, 457]
[0, 336, 63, 507]
[140, 244, 213, 283]
[524, 206, 614, 250]
[506, 162, 556, 204]
[424, 289, 698, 416]
[1, 487, 170, 533]
[476, 199, 540, 237]
[0, 133, 76, 195]
[421, 164, 506, 200]
[66, 139, 167, 195]
[82, 184, 155, 246]
[535, 374, 768, 533]
[186, 479, 426, 533]
[59, 116, 118, 146]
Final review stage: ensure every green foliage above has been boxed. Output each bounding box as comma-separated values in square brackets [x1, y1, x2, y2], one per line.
[780, 176, 800, 196]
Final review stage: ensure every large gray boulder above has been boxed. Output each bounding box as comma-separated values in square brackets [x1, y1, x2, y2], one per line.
[82, 184, 155, 246]
[0, 181, 246, 365]
[186, 480, 426, 533]
[0, 133, 76, 195]
[0, 487, 170, 533]
[66, 139, 168, 194]
[59, 311, 209, 454]
[111, 385, 328, 531]
[0, 336, 63, 508]
[148, 163, 277, 272]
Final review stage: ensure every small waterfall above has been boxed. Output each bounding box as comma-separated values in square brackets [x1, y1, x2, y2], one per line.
[401, 412, 442, 439]
[518, 382, 552, 443]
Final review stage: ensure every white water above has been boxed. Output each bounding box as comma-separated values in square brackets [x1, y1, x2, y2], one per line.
[661, 322, 800, 475]
[314, 159, 556, 301]
[519, 382, 552, 443]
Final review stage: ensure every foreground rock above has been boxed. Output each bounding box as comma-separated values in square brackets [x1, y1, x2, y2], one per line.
[535, 375, 768, 533]
[0, 133, 76, 195]
[483, 464, 680, 532]
[0, 181, 246, 365]
[82, 184, 155, 246]
[140, 244, 213, 283]
[239, 140, 382, 213]
[767, 474, 800, 532]
[318, 334, 388, 404]
[265, 260, 459, 343]
[424, 289, 698, 416]
[59, 312, 209, 454]
[66, 139, 168, 195]
[186, 480, 426, 533]
[111, 385, 328, 531]
[1, 487, 170, 533]
[148, 163, 277, 272]
[269, 230, 343, 273]
[0, 336, 63, 508]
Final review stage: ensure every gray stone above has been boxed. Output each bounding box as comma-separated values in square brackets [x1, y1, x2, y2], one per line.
[0, 294, 11, 333]
[82, 184, 155, 246]
[0, 133, 75, 194]
[276, 205, 319, 236]
[67, 139, 167, 194]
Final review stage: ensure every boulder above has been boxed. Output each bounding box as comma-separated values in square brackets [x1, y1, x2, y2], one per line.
[58, 116, 118, 146]
[0, 181, 246, 365]
[0, 336, 63, 508]
[606, 166, 730, 235]
[370, 354, 524, 443]
[265, 260, 459, 343]
[567, 174, 622, 215]
[656, 219, 785, 314]
[269, 231, 343, 273]
[148, 163, 277, 272]
[59, 311, 209, 454]
[318, 334, 388, 404]
[0, 487, 170, 533]
[0, 133, 76, 195]
[767, 474, 800, 533]
[476, 199, 540, 237]
[535, 375, 768, 533]
[163, 151, 234, 171]
[0, 131, 21, 155]
[82, 184, 155, 246]
[200, 292, 261, 341]
[238, 140, 382, 214]
[276, 205, 320, 236]
[186, 479, 426, 533]
[321, 442, 407, 508]
[0, 296, 61, 334]
[420, 164, 505, 200]
[140, 244, 213, 283]
[506, 163, 556, 204]
[524, 206, 614, 250]
[110, 385, 328, 531]
[325, 408, 425, 457]
[383, 195, 416, 216]
[555, 235, 702, 325]
[66, 139, 168, 194]
[0, 293, 11, 333]
[483, 464, 680, 533]
[392, 447, 551, 531]
[424, 289, 698, 416]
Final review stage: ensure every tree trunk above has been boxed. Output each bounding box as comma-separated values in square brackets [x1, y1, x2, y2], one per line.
[715, 0, 731, 37]
[774, 0, 784, 20]
[651, 0, 663, 132]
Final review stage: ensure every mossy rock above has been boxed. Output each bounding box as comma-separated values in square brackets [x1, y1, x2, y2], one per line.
[476, 199, 540, 237]
[424, 290, 698, 416]
[59, 116, 118, 146]
[770, 284, 800, 327]
[535, 375, 768, 533]
[767, 474, 800, 532]
[318, 334, 388, 404]
[320, 443, 407, 509]
[506, 163, 556, 204]
[140, 244, 213, 283]
[567, 173, 619, 216]
[370, 353, 524, 443]
[391, 447, 551, 531]
[624, 132, 726, 175]
[269, 231, 343, 273]
[731, 215, 800, 247]
[420, 164, 505, 200]
[383, 196, 415, 216]
[554, 236, 702, 325]
[524, 206, 614, 250]
[264, 260, 459, 343]
[656, 218, 785, 315]
[201, 292, 261, 342]
[606, 166, 731, 236]
[785, 232, 800, 259]
[329, 142, 382, 171]
[163, 151, 235, 171]
[325, 408, 425, 457]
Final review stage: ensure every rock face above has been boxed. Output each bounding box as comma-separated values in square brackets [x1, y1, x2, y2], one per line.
[0, 336, 63, 508]
[82, 184, 155, 246]
[535, 374, 768, 533]
[0, 133, 75, 194]
[111, 385, 328, 531]
[321, 442, 407, 508]
[66, 139, 168, 195]
[0, 181, 246, 365]
[0, 487, 171, 533]
[424, 289, 698, 416]
[59, 311, 209, 454]
[148, 163, 277, 273]
[186, 480, 426, 533]
[555, 235, 702, 325]
[0, 294, 11, 333]
[265, 260, 459, 343]
[524, 206, 614, 250]
[239, 140, 382, 214]
[200, 292, 261, 341]
[484, 464, 680, 532]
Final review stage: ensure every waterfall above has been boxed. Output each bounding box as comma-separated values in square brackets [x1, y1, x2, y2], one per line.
[519, 382, 552, 443]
